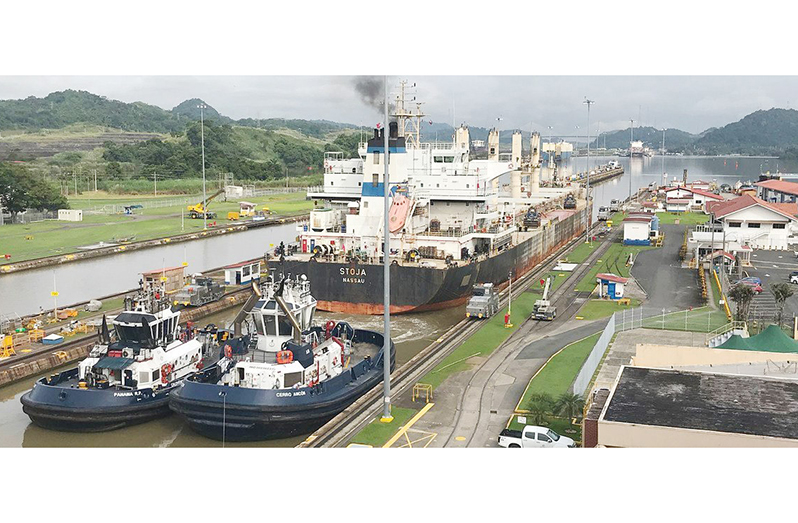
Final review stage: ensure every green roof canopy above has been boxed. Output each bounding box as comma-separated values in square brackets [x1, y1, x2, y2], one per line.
[94, 357, 135, 370]
[717, 325, 798, 353]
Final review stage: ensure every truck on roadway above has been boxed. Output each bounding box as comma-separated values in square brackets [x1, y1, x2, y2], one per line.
[498, 425, 576, 448]
[465, 283, 499, 319]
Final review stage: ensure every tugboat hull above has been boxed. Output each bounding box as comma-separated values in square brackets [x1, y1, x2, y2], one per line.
[170, 330, 394, 442]
[20, 369, 176, 432]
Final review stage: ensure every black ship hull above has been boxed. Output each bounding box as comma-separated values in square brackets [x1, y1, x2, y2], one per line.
[20, 368, 177, 432]
[169, 329, 394, 442]
[272, 208, 587, 314]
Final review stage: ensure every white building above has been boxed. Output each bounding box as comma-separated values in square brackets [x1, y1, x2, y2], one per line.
[663, 186, 722, 212]
[703, 194, 798, 250]
[58, 209, 83, 221]
[756, 179, 798, 204]
[623, 215, 653, 245]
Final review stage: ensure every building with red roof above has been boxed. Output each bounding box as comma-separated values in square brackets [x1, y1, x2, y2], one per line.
[756, 178, 798, 203]
[701, 194, 798, 251]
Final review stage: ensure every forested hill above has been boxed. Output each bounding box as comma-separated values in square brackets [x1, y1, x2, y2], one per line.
[591, 126, 698, 151]
[0, 90, 184, 133]
[0, 90, 358, 137]
[693, 108, 798, 154]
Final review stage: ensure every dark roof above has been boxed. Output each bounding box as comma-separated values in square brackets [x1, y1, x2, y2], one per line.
[603, 367, 798, 440]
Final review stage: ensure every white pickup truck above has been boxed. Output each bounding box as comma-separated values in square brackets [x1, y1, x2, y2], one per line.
[498, 425, 576, 448]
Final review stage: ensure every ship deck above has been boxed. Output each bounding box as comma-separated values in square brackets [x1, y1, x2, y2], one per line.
[281, 198, 586, 269]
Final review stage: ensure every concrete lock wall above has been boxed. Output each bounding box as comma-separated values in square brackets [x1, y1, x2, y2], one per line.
[632, 344, 798, 368]
[572, 313, 616, 396]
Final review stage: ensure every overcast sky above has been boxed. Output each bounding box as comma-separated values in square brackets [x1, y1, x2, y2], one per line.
[1, 76, 796, 137]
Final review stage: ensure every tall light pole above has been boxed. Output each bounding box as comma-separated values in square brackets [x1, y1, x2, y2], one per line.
[628, 118, 635, 202]
[198, 103, 208, 230]
[661, 128, 666, 181]
[574, 125, 580, 178]
[584, 98, 594, 244]
[381, 76, 393, 423]
[546, 125, 554, 168]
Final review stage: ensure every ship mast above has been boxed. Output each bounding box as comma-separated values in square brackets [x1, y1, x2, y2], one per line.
[391, 80, 425, 149]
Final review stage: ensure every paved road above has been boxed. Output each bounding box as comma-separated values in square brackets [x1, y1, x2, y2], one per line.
[632, 224, 704, 312]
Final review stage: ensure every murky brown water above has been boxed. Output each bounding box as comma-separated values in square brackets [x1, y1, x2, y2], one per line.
[0, 306, 463, 447]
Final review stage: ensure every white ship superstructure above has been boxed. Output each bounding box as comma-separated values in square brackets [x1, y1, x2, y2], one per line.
[299, 82, 584, 267]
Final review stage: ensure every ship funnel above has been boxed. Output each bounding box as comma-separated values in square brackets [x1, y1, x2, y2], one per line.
[389, 121, 398, 139]
[530, 132, 541, 166]
[373, 128, 380, 140]
[275, 277, 303, 343]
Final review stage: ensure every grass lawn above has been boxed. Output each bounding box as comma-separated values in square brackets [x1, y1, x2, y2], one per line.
[574, 241, 656, 292]
[348, 406, 418, 447]
[517, 333, 601, 408]
[655, 211, 709, 225]
[641, 306, 728, 333]
[576, 298, 641, 320]
[0, 192, 312, 263]
[563, 241, 598, 264]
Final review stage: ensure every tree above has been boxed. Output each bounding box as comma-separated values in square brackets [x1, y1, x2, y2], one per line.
[554, 392, 585, 421]
[728, 284, 755, 322]
[771, 283, 795, 326]
[526, 392, 554, 425]
[0, 162, 67, 215]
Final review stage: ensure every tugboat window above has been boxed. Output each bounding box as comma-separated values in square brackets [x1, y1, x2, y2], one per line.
[372, 174, 379, 187]
[373, 152, 380, 165]
[278, 315, 293, 336]
[152, 369, 160, 382]
[263, 315, 276, 336]
[255, 316, 266, 335]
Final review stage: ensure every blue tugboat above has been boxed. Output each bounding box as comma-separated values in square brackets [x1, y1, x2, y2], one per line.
[169, 273, 394, 442]
[21, 282, 207, 432]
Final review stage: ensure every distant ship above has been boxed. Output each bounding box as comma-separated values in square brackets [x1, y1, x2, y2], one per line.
[269, 82, 589, 315]
[629, 140, 654, 157]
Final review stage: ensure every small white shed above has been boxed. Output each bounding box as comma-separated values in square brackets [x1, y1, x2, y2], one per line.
[58, 209, 83, 221]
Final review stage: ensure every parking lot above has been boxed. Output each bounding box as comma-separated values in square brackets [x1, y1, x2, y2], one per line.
[743, 250, 798, 323]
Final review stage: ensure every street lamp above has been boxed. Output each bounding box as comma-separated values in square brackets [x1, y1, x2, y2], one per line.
[198, 103, 208, 230]
[546, 125, 554, 168]
[584, 98, 595, 244]
[574, 125, 580, 178]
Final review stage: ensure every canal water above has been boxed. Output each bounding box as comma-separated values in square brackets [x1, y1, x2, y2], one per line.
[0, 221, 299, 318]
[0, 306, 464, 447]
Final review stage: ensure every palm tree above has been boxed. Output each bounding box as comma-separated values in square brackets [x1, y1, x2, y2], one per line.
[728, 284, 755, 322]
[771, 283, 794, 327]
[555, 392, 585, 420]
[526, 392, 554, 425]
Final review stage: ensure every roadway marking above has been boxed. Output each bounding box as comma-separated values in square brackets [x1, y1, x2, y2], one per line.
[455, 436, 466, 441]
[383, 402, 435, 448]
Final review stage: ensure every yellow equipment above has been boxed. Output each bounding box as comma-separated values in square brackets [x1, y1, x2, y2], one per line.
[187, 189, 224, 219]
[227, 212, 240, 221]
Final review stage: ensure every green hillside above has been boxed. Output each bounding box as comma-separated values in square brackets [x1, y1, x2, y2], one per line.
[693, 108, 798, 154]
[592, 126, 698, 151]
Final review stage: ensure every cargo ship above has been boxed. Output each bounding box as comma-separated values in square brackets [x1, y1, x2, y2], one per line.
[270, 82, 589, 315]
[169, 273, 394, 441]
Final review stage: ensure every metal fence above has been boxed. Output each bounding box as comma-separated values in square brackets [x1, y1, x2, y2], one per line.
[614, 304, 729, 334]
[572, 314, 615, 396]
[4, 210, 58, 224]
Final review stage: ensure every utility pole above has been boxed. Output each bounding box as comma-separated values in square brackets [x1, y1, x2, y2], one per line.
[380, 76, 393, 423]
[198, 103, 208, 230]
[584, 98, 595, 244]
[73, 171, 77, 196]
[154, 171, 157, 197]
[94, 169, 97, 192]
